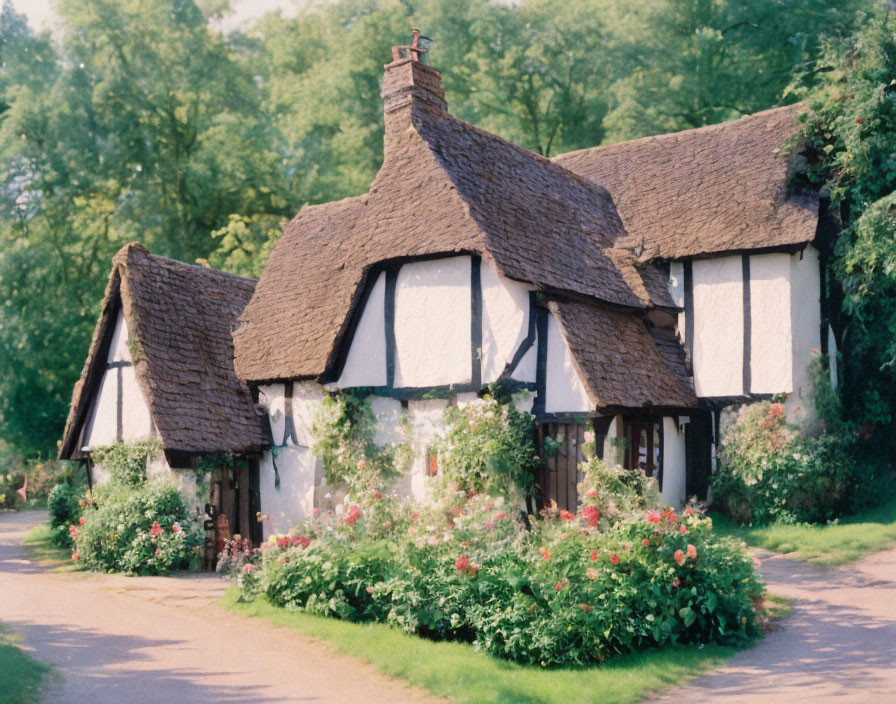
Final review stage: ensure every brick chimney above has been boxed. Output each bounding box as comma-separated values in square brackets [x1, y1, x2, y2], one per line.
[382, 30, 446, 143]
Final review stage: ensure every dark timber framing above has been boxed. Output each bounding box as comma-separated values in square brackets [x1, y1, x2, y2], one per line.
[532, 306, 549, 417]
[741, 254, 752, 395]
[470, 256, 483, 390]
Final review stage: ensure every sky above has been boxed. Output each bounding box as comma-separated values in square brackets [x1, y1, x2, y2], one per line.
[16, 0, 300, 34]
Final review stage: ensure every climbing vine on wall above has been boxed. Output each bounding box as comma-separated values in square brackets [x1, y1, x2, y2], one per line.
[92, 440, 162, 486]
[431, 392, 539, 502]
[312, 391, 412, 497]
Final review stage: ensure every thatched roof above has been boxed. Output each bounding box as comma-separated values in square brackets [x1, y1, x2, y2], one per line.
[553, 105, 820, 261]
[548, 300, 696, 410]
[233, 59, 687, 408]
[59, 243, 265, 459]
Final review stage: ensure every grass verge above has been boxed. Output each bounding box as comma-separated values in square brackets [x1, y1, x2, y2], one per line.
[221, 587, 742, 704]
[710, 495, 896, 566]
[0, 623, 52, 704]
[22, 523, 81, 571]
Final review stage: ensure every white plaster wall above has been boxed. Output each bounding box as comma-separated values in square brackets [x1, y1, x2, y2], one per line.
[601, 416, 620, 465]
[749, 254, 793, 394]
[828, 325, 838, 389]
[335, 272, 388, 388]
[403, 398, 449, 501]
[81, 310, 153, 450]
[370, 396, 404, 445]
[789, 246, 822, 417]
[668, 261, 686, 340]
[545, 313, 593, 414]
[257, 381, 325, 535]
[692, 256, 743, 397]
[455, 392, 480, 408]
[510, 343, 537, 383]
[480, 263, 533, 383]
[513, 391, 534, 415]
[660, 417, 687, 508]
[394, 257, 471, 387]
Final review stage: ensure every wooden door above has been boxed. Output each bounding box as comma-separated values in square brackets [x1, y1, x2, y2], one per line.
[537, 422, 588, 511]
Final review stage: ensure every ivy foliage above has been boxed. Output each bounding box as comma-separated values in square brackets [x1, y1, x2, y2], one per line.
[91, 440, 163, 486]
[312, 391, 411, 497]
[792, 9, 896, 458]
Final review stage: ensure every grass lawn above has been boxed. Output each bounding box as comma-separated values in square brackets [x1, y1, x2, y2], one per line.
[221, 587, 743, 704]
[710, 495, 896, 566]
[0, 623, 52, 704]
[22, 523, 81, 571]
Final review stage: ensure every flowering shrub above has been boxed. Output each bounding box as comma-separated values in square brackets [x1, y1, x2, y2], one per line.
[713, 401, 857, 524]
[237, 465, 763, 667]
[48, 481, 84, 547]
[73, 476, 202, 575]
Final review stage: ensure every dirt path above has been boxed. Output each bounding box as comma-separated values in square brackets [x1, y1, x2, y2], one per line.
[648, 546, 896, 703]
[0, 511, 439, 704]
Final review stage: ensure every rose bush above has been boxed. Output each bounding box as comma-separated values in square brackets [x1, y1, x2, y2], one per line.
[237, 463, 763, 668]
[73, 476, 203, 575]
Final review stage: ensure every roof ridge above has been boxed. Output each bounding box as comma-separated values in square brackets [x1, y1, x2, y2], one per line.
[553, 103, 805, 163]
[114, 241, 258, 285]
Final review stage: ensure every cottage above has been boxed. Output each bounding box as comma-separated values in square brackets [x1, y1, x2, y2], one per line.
[60, 36, 834, 541]
[58, 243, 266, 546]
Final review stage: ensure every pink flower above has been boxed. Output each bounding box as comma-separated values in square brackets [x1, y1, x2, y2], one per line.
[753, 557, 762, 568]
[684, 507, 695, 517]
[642, 538, 650, 547]
[242, 563, 257, 573]
[366, 585, 375, 594]
[672, 577, 680, 588]
[69, 525, 78, 538]
[172, 522, 182, 534]
[586, 567, 599, 580]
[72, 552, 80, 560]
[342, 505, 361, 525]
[590, 550, 599, 560]
[609, 554, 619, 565]
[540, 547, 551, 561]
[687, 544, 697, 560]
[485, 521, 495, 529]
[674, 549, 685, 566]
[78, 516, 86, 525]
[495, 512, 508, 521]
[555, 581, 567, 591]
[410, 512, 419, 521]
[646, 510, 662, 524]
[150, 521, 163, 537]
[357, 459, 366, 469]
[680, 525, 688, 535]
[455, 555, 470, 571]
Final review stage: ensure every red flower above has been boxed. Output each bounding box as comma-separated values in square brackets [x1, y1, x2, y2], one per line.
[373, 491, 383, 499]
[679, 525, 688, 535]
[455, 555, 470, 571]
[495, 512, 508, 521]
[609, 553, 619, 565]
[687, 544, 697, 560]
[642, 538, 650, 546]
[299, 536, 311, 549]
[277, 535, 290, 548]
[856, 117, 865, 124]
[78, 516, 86, 525]
[410, 512, 419, 521]
[555, 581, 567, 591]
[172, 522, 182, 534]
[69, 525, 78, 538]
[684, 507, 695, 517]
[242, 564, 257, 573]
[646, 510, 661, 524]
[674, 549, 685, 566]
[582, 505, 601, 527]
[72, 552, 80, 560]
[590, 550, 598, 560]
[579, 603, 592, 613]
[540, 547, 551, 561]
[342, 504, 362, 525]
[150, 521, 163, 537]
[586, 490, 598, 498]
[559, 510, 575, 521]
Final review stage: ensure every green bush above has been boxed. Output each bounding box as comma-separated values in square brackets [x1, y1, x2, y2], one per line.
[242, 477, 762, 668]
[713, 401, 857, 524]
[73, 476, 203, 575]
[47, 482, 83, 548]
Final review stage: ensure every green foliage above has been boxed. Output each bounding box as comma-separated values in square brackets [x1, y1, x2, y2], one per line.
[47, 482, 84, 548]
[713, 401, 858, 524]
[791, 9, 896, 483]
[91, 440, 162, 486]
[73, 475, 203, 575]
[239, 485, 762, 668]
[312, 391, 411, 497]
[0, 623, 52, 704]
[432, 394, 538, 501]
